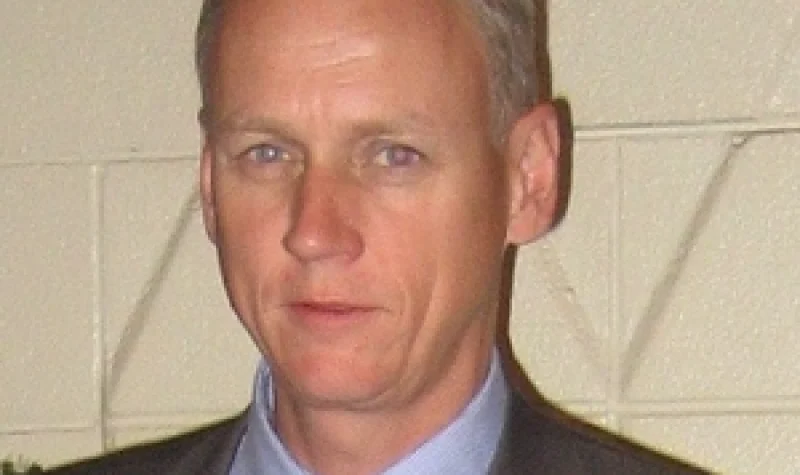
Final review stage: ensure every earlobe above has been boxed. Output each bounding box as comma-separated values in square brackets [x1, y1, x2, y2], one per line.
[200, 143, 218, 244]
[505, 102, 560, 245]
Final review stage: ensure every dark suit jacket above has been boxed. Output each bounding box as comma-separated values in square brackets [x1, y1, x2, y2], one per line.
[48, 391, 708, 474]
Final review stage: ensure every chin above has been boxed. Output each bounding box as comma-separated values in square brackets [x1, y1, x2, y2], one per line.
[280, 355, 398, 409]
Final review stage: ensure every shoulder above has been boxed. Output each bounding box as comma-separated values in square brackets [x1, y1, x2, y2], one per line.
[45, 413, 247, 475]
[492, 392, 710, 474]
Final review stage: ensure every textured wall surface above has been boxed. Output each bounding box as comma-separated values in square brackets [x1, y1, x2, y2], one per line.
[1, 2, 798, 473]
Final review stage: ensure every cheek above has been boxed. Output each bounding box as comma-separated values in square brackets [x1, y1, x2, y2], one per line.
[426, 174, 509, 304]
[370, 181, 507, 322]
[369, 209, 437, 305]
[215, 176, 288, 256]
[213, 187, 288, 312]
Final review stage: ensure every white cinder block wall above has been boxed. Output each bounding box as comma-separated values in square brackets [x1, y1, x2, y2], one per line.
[1, 2, 798, 473]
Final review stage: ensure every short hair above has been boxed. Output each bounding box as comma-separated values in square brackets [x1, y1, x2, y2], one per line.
[195, 0, 539, 141]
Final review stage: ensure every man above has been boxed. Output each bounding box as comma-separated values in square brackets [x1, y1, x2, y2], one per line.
[50, 0, 706, 473]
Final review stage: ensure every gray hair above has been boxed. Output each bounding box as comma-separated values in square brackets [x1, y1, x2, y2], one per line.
[195, 0, 539, 140]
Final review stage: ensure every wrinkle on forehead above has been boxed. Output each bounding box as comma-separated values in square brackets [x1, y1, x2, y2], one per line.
[300, 34, 379, 71]
[278, 29, 385, 85]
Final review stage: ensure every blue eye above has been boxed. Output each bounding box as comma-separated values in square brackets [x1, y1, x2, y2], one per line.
[374, 145, 422, 168]
[244, 144, 290, 164]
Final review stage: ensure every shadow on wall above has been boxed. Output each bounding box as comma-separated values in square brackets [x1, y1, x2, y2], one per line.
[496, 0, 577, 395]
[493, 7, 696, 469]
[533, 0, 573, 231]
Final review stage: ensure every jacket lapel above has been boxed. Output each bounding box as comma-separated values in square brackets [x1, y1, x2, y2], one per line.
[167, 412, 248, 475]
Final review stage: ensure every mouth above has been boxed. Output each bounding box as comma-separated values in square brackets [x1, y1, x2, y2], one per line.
[286, 300, 381, 324]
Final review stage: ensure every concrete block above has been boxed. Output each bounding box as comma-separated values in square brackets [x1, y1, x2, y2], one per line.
[0, 165, 95, 427]
[619, 135, 800, 400]
[623, 414, 800, 475]
[102, 160, 257, 417]
[0, 1, 201, 163]
[550, 1, 799, 124]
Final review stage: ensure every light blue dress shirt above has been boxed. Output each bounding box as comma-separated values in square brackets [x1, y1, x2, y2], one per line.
[230, 349, 509, 474]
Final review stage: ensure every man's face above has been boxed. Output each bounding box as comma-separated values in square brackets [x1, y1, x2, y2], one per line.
[201, 0, 522, 410]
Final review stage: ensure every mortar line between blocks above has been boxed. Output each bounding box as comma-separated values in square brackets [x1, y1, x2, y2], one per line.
[576, 117, 800, 139]
[606, 138, 624, 430]
[90, 164, 109, 452]
[560, 398, 800, 417]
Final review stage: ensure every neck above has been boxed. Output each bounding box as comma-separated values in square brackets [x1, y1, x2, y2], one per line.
[274, 338, 495, 475]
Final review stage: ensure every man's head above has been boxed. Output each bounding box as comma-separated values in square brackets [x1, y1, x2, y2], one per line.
[196, 0, 558, 429]
[196, 0, 540, 143]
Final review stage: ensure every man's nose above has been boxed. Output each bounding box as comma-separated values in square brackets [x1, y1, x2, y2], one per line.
[282, 165, 365, 264]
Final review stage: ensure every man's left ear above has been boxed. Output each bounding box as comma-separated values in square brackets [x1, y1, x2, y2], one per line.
[505, 102, 560, 245]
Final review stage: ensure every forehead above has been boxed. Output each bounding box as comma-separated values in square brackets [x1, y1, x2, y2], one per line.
[215, 0, 481, 50]
[207, 0, 490, 125]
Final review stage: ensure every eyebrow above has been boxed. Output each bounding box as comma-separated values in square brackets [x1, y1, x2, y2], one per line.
[211, 110, 439, 142]
[349, 116, 438, 140]
[212, 114, 297, 137]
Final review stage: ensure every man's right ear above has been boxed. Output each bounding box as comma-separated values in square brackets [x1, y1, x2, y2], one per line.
[199, 142, 218, 244]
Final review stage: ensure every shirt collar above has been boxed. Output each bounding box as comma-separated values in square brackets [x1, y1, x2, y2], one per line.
[231, 349, 509, 475]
